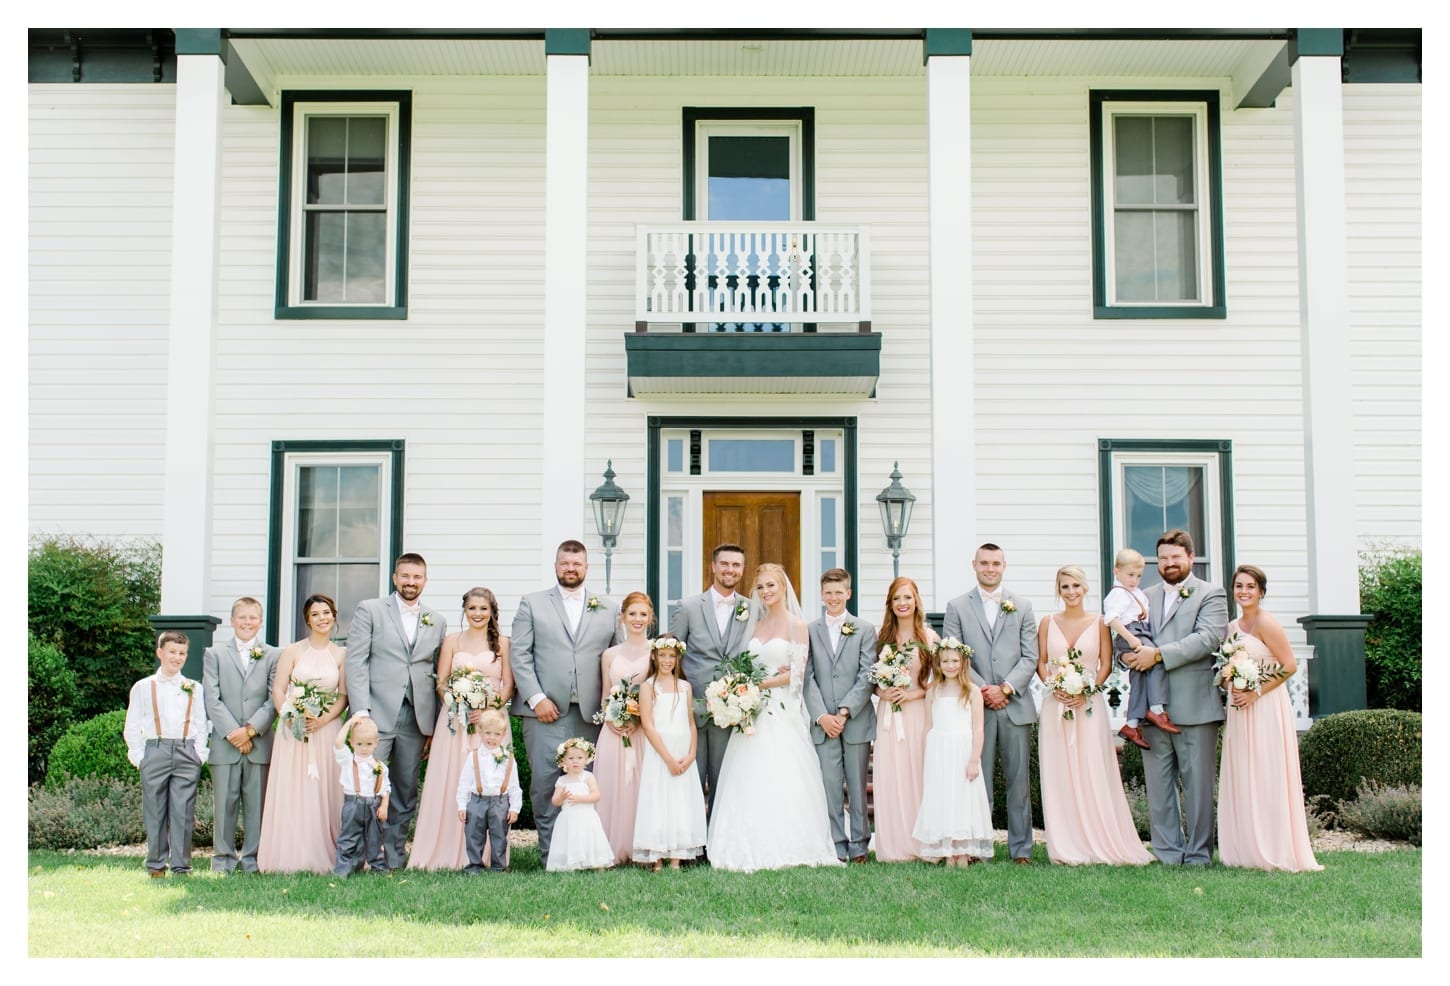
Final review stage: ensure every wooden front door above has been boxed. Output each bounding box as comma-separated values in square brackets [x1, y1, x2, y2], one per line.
[701, 491, 801, 596]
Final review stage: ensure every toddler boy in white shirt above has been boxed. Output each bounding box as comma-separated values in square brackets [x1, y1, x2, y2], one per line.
[456, 709, 522, 873]
[1102, 548, 1179, 750]
[123, 630, 209, 877]
[333, 715, 391, 876]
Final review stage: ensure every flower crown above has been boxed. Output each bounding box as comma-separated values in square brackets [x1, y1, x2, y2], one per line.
[554, 737, 597, 767]
[935, 636, 973, 657]
[651, 635, 687, 655]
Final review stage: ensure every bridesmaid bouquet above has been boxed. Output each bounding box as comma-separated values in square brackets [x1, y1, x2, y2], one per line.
[1213, 634, 1285, 694]
[592, 677, 642, 747]
[279, 678, 341, 742]
[444, 664, 504, 735]
[1043, 648, 1099, 720]
[868, 644, 917, 713]
[700, 651, 767, 735]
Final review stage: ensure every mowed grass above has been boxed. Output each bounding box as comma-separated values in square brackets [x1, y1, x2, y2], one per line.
[27, 844, 1420, 958]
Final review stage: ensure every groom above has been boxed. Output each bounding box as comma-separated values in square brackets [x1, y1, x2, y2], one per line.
[510, 539, 619, 868]
[1121, 529, 1227, 866]
[345, 552, 447, 870]
[943, 542, 1039, 864]
[803, 568, 877, 863]
[669, 542, 749, 814]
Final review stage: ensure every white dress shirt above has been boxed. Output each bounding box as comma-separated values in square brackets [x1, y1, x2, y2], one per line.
[455, 745, 523, 813]
[709, 586, 736, 636]
[333, 746, 391, 797]
[235, 637, 258, 675]
[825, 612, 849, 652]
[980, 589, 1002, 631]
[124, 671, 209, 765]
[1161, 582, 1186, 621]
[396, 594, 421, 645]
[1102, 584, 1151, 626]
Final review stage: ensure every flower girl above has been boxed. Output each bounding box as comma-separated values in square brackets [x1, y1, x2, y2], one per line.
[546, 738, 615, 872]
[912, 639, 995, 866]
[631, 635, 707, 871]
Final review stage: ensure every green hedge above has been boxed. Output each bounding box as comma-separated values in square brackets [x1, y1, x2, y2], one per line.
[29, 775, 214, 851]
[45, 710, 134, 788]
[28, 536, 161, 720]
[511, 715, 535, 829]
[989, 724, 1044, 830]
[28, 632, 79, 786]
[1299, 709, 1422, 804]
[1359, 548, 1422, 711]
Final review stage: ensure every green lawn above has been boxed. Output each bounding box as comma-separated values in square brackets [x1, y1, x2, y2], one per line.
[27, 844, 1420, 958]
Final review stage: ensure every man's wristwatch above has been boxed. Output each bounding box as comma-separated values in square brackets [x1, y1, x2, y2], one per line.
[837, 707, 850, 720]
[1000, 682, 1014, 697]
[246, 724, 257, 738]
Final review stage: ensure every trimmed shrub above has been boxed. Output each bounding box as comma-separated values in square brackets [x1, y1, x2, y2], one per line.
[1299, 709, 1422, 804]
[1337, 780, 1421, 846]
[990, 724, 1044, 830]
[1359, 548, 1422, 711]
[28, 776, 214, 851]
[28, 535, 162, 719]
[28, 632, 80, 785]
[511, 714, 534, 829]
[1121, 778, 1152, 839]
[45, 709, 133, 788]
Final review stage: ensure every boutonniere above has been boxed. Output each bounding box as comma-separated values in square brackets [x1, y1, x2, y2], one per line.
[1000, 599, 1017, 614]
[841, 622, 858, 636]
[734, 601, 750, 622]
[1178, 585, 1194, 600]
[420, 612, 434, 627]
[248, 645, 266, 662]
[491, 748, 510, 766]
[586, 596, 601, 612]
[179, 679, 195, 695]
[371, 762, 384, 777]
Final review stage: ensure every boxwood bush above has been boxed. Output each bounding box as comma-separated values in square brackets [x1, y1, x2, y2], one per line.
[28, 632, 79, 785]
[1359, 548, 1422, 711]
[45, 709, 133, 788]
[1299, 708, 1421, 804]
[990, 724, 1044, 830]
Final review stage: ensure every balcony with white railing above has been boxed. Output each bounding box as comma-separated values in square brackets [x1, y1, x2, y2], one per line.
[624, 222, 881, 397]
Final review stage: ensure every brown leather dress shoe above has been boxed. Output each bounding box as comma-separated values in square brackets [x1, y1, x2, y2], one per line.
[851, 855, 868, 864]
[1118, 724, 1151, 750]
[1012, 857, 1031, 865]
[1145, 709, 1182, 734]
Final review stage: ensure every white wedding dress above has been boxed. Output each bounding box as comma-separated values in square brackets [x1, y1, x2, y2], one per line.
[705, 637, 844, 872]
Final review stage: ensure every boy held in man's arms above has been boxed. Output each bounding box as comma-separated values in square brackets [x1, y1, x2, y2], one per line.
[1103, 548, 1180, 750]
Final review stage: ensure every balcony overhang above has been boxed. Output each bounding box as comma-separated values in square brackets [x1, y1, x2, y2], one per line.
[624, 332, 881, 398]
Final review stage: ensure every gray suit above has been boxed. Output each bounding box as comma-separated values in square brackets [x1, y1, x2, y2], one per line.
[1141, 575, 1228, 865]
[201, 638, 278, 873]
[803, 615, 877, 860]
[344, 594, 447, 869]
[943, 587, 1039, 860]
[509, 585, 619, 865]
[669, 589, 750, 814]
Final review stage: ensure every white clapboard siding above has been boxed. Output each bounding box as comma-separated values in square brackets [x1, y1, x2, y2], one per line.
[1342, 84, 1421, 549]
[29, 84, 176, 540]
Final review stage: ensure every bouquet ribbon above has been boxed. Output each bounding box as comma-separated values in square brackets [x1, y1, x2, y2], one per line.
[881, 700, 906, 742]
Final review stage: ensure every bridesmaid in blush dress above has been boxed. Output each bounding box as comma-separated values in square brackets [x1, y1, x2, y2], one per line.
[409, 587, 512, 870]
[870, 577, 936, 862]
[593, 591, 653, 864]
[1036, 566, 1152, 866]
[257, 594, 349, 874]
[1217, 565, 1322, 872]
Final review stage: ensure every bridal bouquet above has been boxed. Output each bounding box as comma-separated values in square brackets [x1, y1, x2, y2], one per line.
[592, 677, 642, 747]
[1213, 634, 1285, 694]
[868, 643, 917, 713]
[700, 650, 767, 735]
[279, 678, 341, 742]
[444, 663, 504, 735]
[1043, 648, 1099, 720]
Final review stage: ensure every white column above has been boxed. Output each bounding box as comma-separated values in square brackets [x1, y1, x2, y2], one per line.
[541, 53, 591, 571]
[158, 53, 225, 613]
[1292, 54, 1359, 614]
[927, 54, 975, 606]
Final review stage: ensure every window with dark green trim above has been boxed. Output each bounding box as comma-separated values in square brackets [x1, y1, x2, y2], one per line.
[266, 440, 405, 644]
[276, 91, 410, 320]
[1097, 439, 1234, 594]
[1090, 90, 1225, 319]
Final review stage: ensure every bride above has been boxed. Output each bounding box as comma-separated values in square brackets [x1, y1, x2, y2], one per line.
[705, 563, 843, 872]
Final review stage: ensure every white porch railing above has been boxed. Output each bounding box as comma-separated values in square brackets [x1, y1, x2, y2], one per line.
[635, 222, 872, 328]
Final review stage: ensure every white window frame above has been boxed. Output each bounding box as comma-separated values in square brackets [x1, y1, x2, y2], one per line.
[278, 449, 394, 642]
[1100, 99, 1214, 309]
[1109, 450, 1222, 585]
[695, 121, 803, 223]
[286, 99, 401, 309]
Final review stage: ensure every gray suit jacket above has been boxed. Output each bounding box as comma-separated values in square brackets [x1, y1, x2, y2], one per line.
[669, 589, 751, 724]
[943, 587, 1039, 727]
[509, 585, 620, 718]
[803, 616, 878, 744]
[1146, 575, 1229, 726]
[344, 595, 447, 735]
[202, 639, 279, 764]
